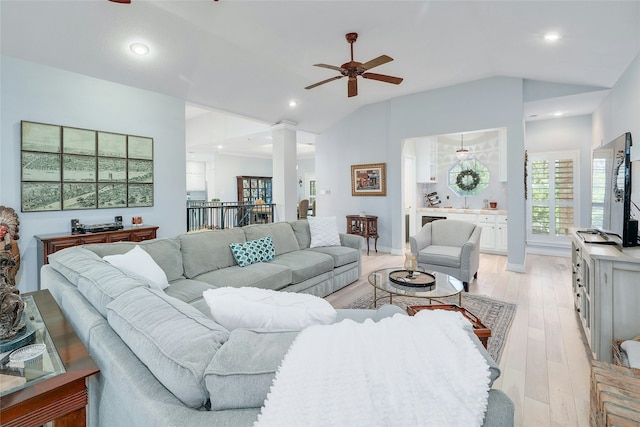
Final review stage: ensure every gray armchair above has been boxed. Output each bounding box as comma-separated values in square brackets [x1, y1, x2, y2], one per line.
[409, 219, 481, 292]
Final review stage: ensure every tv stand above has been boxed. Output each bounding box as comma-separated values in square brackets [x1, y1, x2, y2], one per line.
[570, 227, 640, 362]
[576, 229, 620, 246]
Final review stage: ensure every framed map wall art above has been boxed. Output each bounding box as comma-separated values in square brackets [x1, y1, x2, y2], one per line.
[20, 120, 154, 212]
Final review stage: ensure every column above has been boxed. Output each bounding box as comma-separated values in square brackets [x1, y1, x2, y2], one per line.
[271, 120, 298, 222]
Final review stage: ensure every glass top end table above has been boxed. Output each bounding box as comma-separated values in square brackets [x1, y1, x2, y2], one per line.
[368, 268, 464, 307]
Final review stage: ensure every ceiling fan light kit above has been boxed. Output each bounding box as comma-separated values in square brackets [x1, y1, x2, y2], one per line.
[305, 32, 403, 98]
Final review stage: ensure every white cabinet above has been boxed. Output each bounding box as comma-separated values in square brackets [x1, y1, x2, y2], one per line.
[496, 215, 508, 252]
[570, 228, 640, 362]
[478, 214, 496, 251]
[416, 139, 437, 183]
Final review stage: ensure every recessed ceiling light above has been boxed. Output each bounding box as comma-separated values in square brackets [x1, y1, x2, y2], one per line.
[553, 111, 564, 117]
[544, 32, 561, 42]
[217, 145, 223, 149]
[289, 100, 297, 107]
[130, 43, 150, 55]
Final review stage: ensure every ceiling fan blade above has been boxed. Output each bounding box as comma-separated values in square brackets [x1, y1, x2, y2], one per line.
[348, 77, 358, 97]
[362, 72, 403, 85]
[313, 64, 344, 72]
[360, 55, 393, 71]
[305, 75, 344, 90]
[109, 0, 131, 3]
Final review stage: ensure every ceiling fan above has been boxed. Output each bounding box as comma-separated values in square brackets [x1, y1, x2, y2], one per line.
[305, 32, 403, 98]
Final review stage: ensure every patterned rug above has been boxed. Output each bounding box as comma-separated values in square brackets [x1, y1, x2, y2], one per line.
[347, 292, 517, 363]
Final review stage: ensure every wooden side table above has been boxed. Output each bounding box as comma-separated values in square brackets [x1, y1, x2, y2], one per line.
[0, 290, 100, 427]
[346, 215, 379, 255]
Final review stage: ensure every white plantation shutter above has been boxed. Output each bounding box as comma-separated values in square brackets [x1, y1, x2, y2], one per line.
[527, 151, 580, 244]
[591, 157, 607, 228]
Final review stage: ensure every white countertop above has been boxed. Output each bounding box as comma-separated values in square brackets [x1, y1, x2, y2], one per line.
[417, 207, 508, 215]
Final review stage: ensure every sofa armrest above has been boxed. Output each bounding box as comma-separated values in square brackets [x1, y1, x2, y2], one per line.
[410, 223, 432, 253]
[340, 233, 364, 250]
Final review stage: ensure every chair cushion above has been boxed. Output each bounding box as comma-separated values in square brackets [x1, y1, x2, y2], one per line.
[418, 245, 462, 268]
[431, 220, 476, 247]
[106, 287, 229, 409]
[204, 329, 298, 410]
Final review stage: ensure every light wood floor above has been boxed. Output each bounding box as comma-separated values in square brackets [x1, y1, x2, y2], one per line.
[325, 250, 591, 427]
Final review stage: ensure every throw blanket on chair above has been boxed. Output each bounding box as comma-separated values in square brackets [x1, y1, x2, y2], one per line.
[255, 310, 491, 427]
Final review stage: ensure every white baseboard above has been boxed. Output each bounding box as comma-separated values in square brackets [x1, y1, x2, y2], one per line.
[506, 263, 526, 273]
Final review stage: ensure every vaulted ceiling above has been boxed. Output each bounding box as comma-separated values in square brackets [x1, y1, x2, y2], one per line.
[2, 1, 639, 158]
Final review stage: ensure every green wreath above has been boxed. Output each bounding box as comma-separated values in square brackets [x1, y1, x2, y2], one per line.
[456, 169, 481, 192]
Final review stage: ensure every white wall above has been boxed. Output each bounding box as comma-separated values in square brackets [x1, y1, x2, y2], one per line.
[212, 154, 272, 202]
[317, 77, 526, 271]
[593, 53, 640, 225]
[0, 56, 187, 292]
[525, 115, 593, 227]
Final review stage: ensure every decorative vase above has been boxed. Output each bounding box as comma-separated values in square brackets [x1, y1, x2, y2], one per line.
[404, 252, 417, 279]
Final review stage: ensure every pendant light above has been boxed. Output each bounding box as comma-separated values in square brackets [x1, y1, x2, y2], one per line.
[456, 134, 469, 160]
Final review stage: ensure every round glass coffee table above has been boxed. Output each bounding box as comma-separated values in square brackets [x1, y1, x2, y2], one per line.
[367, 268, 464, 307]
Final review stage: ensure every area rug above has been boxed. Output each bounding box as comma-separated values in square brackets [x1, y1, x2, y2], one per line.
[347, 292, 516, 363]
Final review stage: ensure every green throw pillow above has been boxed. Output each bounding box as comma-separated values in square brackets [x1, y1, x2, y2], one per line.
[229, 236, 275, 267]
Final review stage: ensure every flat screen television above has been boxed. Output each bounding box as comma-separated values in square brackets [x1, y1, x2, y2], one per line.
[591, 132, 638, 247]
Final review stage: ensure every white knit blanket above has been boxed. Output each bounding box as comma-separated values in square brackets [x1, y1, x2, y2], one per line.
[255, 310, 491, 427]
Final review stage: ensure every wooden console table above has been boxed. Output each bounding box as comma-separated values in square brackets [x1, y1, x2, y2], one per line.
[0, 290, 100, 427]
[35, 225, 158, 287]
[346, 215, 379, 255]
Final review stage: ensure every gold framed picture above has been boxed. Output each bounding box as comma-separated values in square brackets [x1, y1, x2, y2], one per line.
[351, 163, 386, 196]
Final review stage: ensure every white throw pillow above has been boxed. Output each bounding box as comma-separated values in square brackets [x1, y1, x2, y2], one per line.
[103, 245, 169, 290]
[202, 287, 337, 331]
[308, 216, 341, 248]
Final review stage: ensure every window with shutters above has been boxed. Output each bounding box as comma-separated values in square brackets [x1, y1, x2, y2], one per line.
[591, 156, 608, 229]
[527, 151, 580, 244]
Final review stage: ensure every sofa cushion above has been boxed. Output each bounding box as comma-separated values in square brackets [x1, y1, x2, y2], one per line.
[165, 278, 216, 304]
[243, 222, 300, 255]
[418, 245, 462, 268]
[180, 229, 246, 278]
[229, 236, 276, 267]
[103, 246, 169, 290]
[106, 287, 229, 409]
[48, 247, 151, 318]
[204, 329, 298, 410]
[269, 251, 334, 284]
[306, 246, 359, 268]
[290, 219, 311, 249]
[202, 287, 337, 331]
[194, 263, 291, 291]
[83, 237, 184, 282]
[308, 216, 341, 248]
